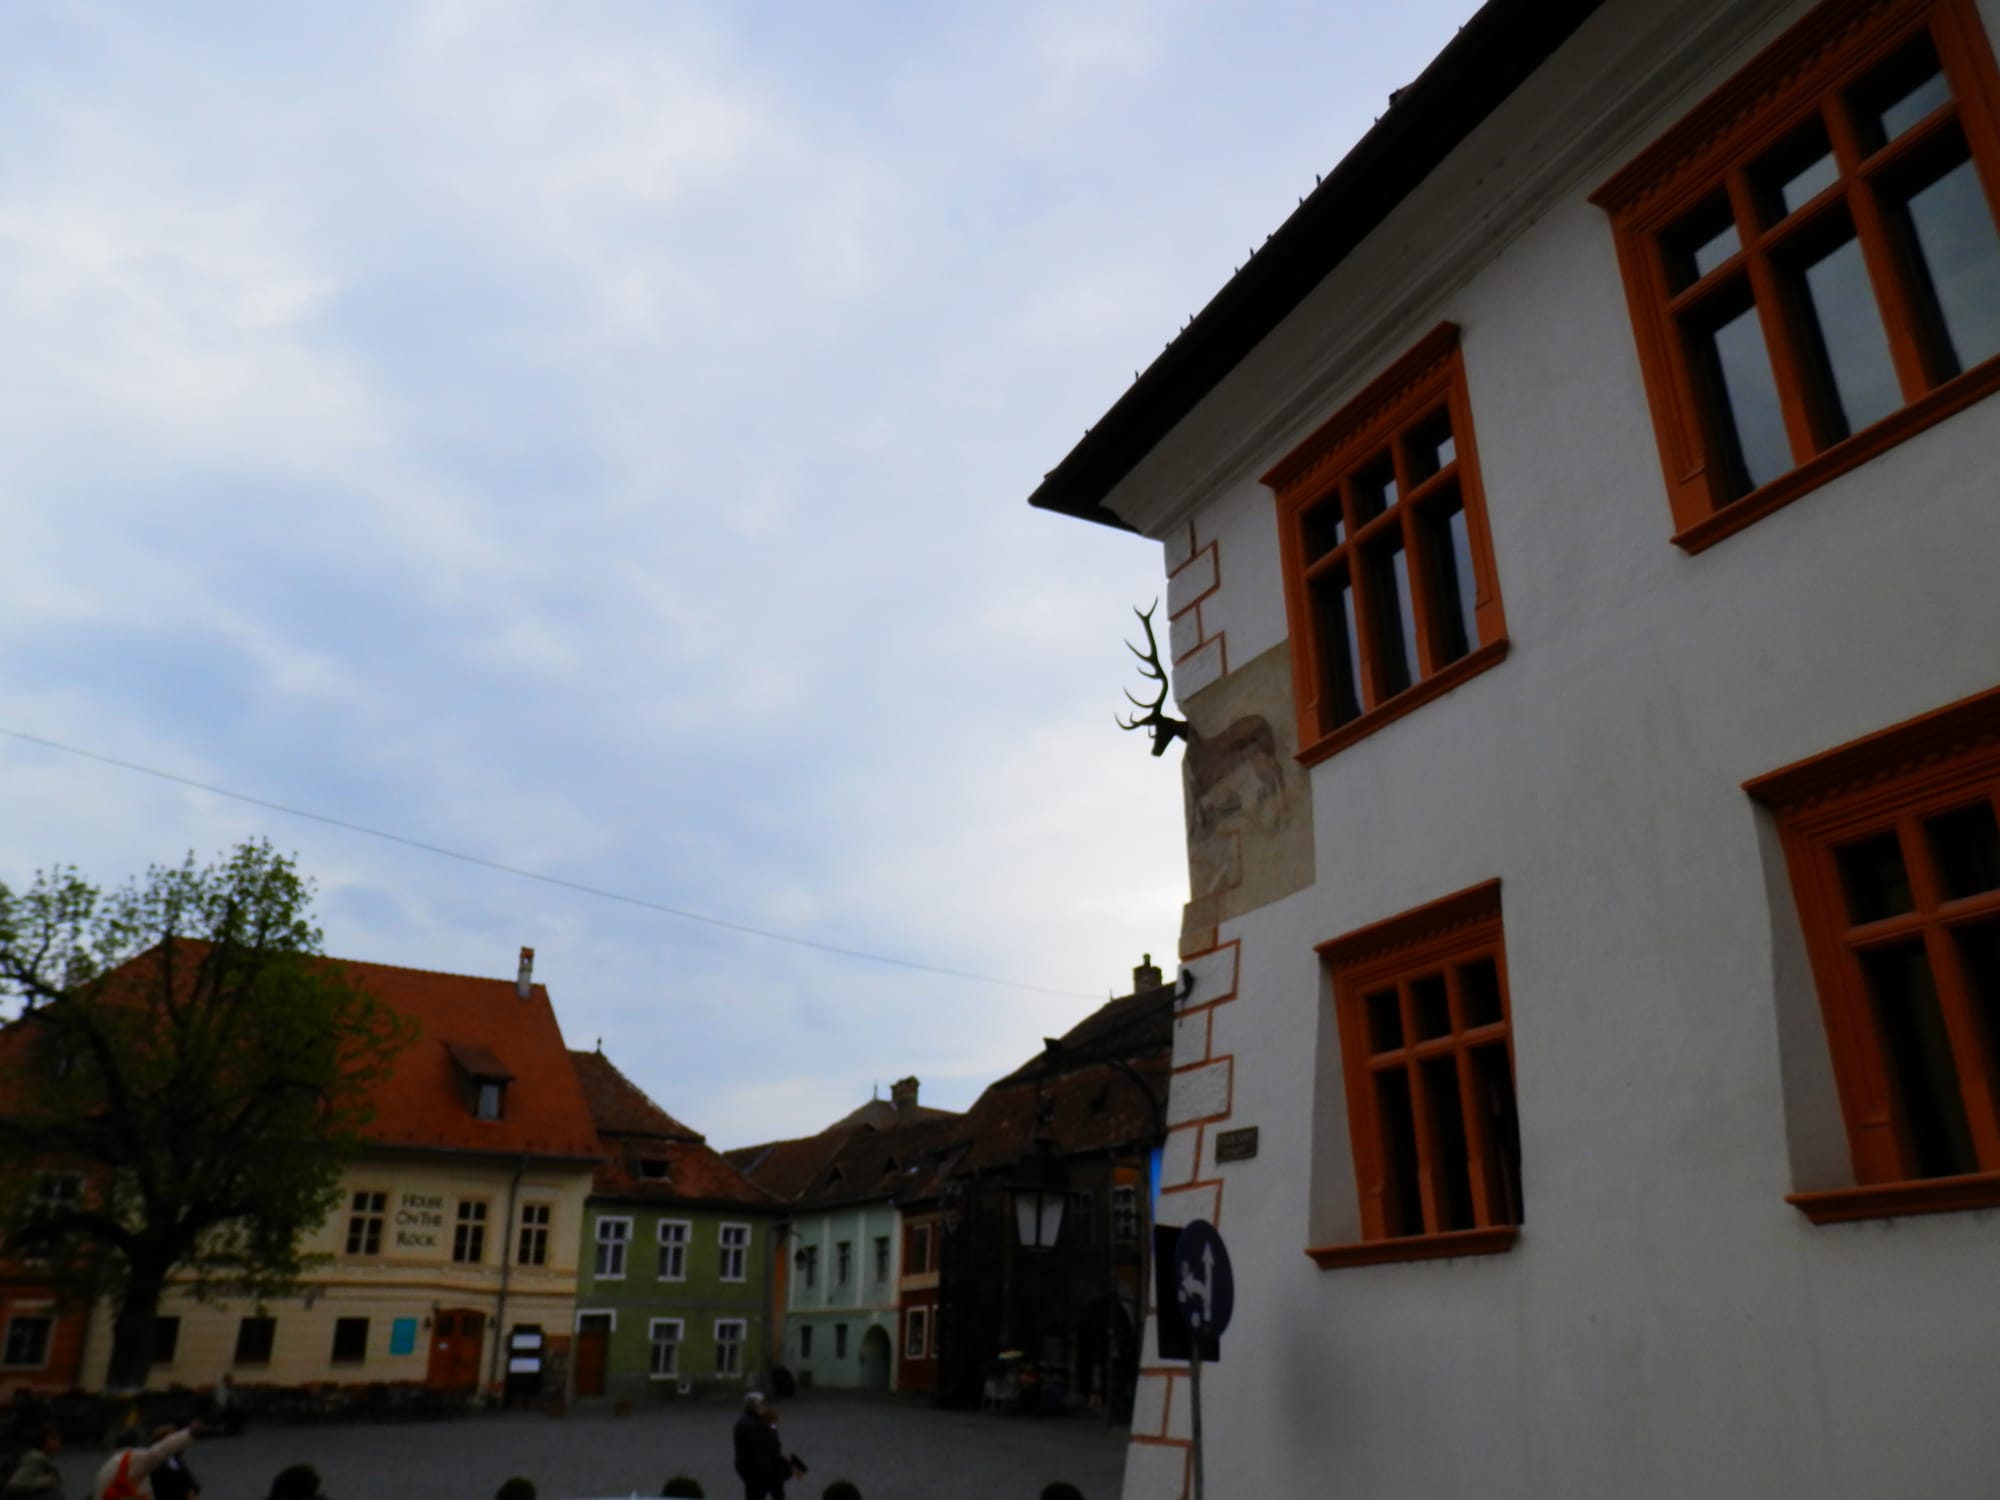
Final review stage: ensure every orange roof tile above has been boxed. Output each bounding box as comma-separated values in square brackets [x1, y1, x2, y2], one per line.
[570, 1051, 778, 1210]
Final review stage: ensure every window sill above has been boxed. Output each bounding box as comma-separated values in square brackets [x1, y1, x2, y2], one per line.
[1787, 1170, 2000, 1225]
[1305, 1224, 1518, 1269]
[1296, 639, 1509, 769]
[1672, 355, 2000, 556]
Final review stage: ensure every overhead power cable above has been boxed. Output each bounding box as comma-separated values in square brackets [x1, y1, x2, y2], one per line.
[0, 725, 1097, 1001]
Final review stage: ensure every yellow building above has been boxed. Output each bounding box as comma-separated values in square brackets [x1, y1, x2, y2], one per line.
[82, 948, 601, 1394]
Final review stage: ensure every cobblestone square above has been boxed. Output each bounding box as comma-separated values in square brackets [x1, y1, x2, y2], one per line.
[51, 1394, 1129, 1500]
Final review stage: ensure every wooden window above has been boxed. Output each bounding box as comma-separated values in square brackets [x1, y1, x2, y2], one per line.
[799, 1323, 814, 1358]
[1264, 324, 1508, 765]
[905, 1305, 930, 1360]
[872, 1235, 890, 1284]
[1, 1314, 52, 1369]
[714, 1319, 745, 1377]
[233, 1316, 276, 1367]
[344, 1190, 386, 1257]
[835, 1239, 852, 1287]
[648, 1318, 683, 1378]
[904, 1223, 932, 1275]
[329, 1317, 369, 1365]
[452, 1201, 487, 1265]
[1747, 684, 2000, 1222]
[1594, 0, 2000, 552]
[657, 1219, 690, 1281]
[517, 1202, 551, 1267]
[719, 1223, 750, 1282]
[799, 1243, 819, 1290]
[594, 1217, 631, 1279]
[1309, 881, 1524, 1268]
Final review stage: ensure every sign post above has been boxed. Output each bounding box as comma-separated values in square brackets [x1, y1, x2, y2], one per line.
[1173, 1219, 1233, 1500]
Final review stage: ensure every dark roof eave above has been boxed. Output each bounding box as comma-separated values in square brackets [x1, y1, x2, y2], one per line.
[1026, 0, 1609, 530]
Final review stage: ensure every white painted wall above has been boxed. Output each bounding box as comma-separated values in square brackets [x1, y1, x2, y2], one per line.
[1109, 0, 2000, 1495]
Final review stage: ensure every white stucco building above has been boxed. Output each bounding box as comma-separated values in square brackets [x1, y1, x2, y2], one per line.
[1032, 0, 2000, 1495]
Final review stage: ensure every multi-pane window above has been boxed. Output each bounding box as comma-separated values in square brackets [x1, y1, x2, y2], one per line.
[19, 1174, 82, 1261]
[714, 1319, 745, 1377]
[798, 1244, 819, 1290]
[1, 1315, 52, 1368]
[871, 1236, 890, 1284]
[1750, 685, 2000, 1219]
[453, 1201, 488, 1264]
[1111, 1184, 1140, 1245]
[657, 1220, 690, 1281]
[330, 1317, 369, 1364]
[344, 1191, 387, 1256]
[595, 1218, 631, 1279]
[1265, 323, 1507, 763]
[234, 1316, 276, 1366]
[719, 1224, 749, 1282]
[517, 1202, 551, 1267]
[1595, 0, 2000, 550]
[648, 1318, 683, 1378]
[904, 1224, 932, 1275]
[905, 1306, 930, 1360]
[835, 1240, 852, 1287]
[1312, 882, 1524, 1267]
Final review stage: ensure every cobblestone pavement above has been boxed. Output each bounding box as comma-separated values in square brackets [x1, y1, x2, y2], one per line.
[52, 1392, 1129, 1500]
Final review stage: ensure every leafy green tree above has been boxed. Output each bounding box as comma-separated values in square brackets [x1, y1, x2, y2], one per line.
[0, 839, 413, 1390]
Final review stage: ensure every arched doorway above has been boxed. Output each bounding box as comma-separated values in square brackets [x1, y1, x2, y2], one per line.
[858, 1324, 892, 1390]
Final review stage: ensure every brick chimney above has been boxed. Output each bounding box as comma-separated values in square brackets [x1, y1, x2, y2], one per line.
[516, 947, 535, 999]
[1133, 953, 1164, 993]
[890, 1076, 920, 1111]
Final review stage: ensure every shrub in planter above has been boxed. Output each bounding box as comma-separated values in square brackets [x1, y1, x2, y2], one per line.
[659, 1477, 705, 1498]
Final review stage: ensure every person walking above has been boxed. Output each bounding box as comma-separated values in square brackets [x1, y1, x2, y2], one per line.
[730, 1393, 791, 1500]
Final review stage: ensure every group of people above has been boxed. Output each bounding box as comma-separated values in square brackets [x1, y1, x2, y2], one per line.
[0, 1421, 329, 1500]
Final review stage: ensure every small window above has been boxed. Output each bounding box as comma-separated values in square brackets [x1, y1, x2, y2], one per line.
[719, 1223, 749, 1283]
[330, 1317, 369, 1364]
[475, 1081, 504, 1120]
[152, 1316, 181, 1367]
[1594, 0, 2000, 551]
[872, 1236, 890, 1284]
[1265, 324, 1508, 764]
[453, 1201, 488, 1265]
[800, 1324, 814, 1358]
[1, 1314, 52, 1369]
[517, 1202, 552, 1267]
[648, 1318, 683, 1378]
[905, 1306, 930, 1360]
[1749, 685, 2000, 1220]
[657, 1220, 690, 1281]
[799, 1244, 819, 1290]
[1310, 882, 1524, 1268]
[905, 1223, 932, 1275]
[1112, 1184, 1140, 1245]
[714, 1319, 745, 1378]
[638, 1158, 669, 1180]
[834, 1323, 848, 1359]
[595, 1218, 631, 1279]
[234, 1316, 276, 1367]
[344, 1191, 386, 1257]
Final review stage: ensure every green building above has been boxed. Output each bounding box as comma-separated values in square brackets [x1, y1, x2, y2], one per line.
[567, 1049, 781, 1403]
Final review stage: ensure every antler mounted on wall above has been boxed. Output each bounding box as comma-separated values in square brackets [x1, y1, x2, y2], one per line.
[1116, 602, 1190, 757]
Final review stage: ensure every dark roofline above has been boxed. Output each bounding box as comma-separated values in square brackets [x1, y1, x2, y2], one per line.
[1026, 0, 1608, 530]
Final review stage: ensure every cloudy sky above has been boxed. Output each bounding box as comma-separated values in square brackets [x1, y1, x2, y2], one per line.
[0, 0, 1478, 1147]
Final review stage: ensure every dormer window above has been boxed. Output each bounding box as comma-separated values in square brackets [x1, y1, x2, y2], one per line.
[638, 1158, 669, 1181]
[448, 1042, 515, 1122]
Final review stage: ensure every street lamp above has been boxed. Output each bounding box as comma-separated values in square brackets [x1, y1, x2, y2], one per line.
[1012, 1183, 1068, 1250]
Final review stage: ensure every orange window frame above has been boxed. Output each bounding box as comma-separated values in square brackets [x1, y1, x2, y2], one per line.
[1593, 0, 2000, 553]
[1263, 324, 1508, 768]
[1748, 684, 2000, 1223]
[1308, 881, 1523, 1269]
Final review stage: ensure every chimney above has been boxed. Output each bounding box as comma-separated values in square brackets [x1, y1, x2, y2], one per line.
[890, 1076, 920, 1111]
[1133, 953, 1164, 993]
[516, 947, 535, 999]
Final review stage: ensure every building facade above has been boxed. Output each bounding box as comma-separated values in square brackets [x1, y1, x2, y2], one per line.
[77, 948, 601, 1395]
[568, 1049, 779, 1404]
[1032, 1, 2000, 1495]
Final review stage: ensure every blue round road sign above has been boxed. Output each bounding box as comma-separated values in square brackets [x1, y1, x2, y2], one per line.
[1173, 1218, 1234, 1339]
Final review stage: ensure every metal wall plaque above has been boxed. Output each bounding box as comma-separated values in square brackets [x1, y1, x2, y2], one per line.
[1214, 1126, 1259, 1162]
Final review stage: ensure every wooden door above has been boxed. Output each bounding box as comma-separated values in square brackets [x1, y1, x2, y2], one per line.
[573, 1314, 611, 1398]
[425, 1308, 485, 1389]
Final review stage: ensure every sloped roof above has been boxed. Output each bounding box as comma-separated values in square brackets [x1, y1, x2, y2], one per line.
[569, 1050, 778, 1210]
[569, 1049, 703, 1142]
[329, 955, 602, 1160]
[728, 1093, 966, 1208]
